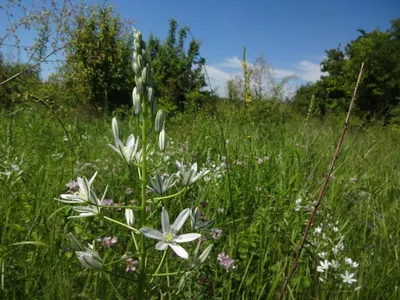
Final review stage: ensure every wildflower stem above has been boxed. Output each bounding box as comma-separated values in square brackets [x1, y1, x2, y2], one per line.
[103, 216, 140, 234]
[138, 97, 149, 297]
[150, 250, 167, 284]
[166, 253, 170, 288]
[131, 232, 139, 252]
[153, 187, 188, 201]
[151, 271, 184, 277]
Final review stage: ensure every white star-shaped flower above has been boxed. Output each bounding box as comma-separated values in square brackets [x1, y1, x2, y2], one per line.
[317, 259, 331, 272]
[140, 207, 201, 259]
[176, 161, 210, 186]
[341, 270, 357, 284]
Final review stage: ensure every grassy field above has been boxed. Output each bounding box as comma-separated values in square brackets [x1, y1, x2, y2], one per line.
[0, 101, 399, 299]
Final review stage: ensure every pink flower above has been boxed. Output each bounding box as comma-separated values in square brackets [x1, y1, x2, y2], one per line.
[217, 252, 235, 272]
[97, 236, 118, 248]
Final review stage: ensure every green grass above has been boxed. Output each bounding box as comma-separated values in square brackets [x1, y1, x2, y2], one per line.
[0, 101, 399, 299]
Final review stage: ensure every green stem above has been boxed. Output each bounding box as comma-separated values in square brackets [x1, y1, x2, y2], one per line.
[151, 271, 184, 277]
[131, 232, 139, 252]
[103, 216, 140, 234]
[166, 252, 170, 288]
[150, 250, 167, 284]
[153, 187, 188, 201]
[138, 96, 149, 298]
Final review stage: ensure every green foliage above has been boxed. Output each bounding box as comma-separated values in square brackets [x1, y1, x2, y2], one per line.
[1, 102, 400, 298]
[293, 18, 400, 123]
[60, 4, 135, 112]
[0, 54, 41, 108]
[147, 19, 207, 112]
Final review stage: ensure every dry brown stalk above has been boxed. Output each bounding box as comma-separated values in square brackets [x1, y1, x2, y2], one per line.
[278, 62, 364, 300]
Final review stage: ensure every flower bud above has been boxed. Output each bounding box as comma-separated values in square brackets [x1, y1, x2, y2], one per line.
[135, 77, 144, 95]
[155, 109, 164, 133]
[147, 87, 154, 104]
[133, 95, 142, 115]
[142, 64, 152, 86]
[134, 41, 141, 53]
[125, 209, 135, 227]
[141, 65, 151, 86]
[137, 54, 145, 72]
[158, 129, 166, 152]
[132, 62, 139, 75]
[152, 96, 158, 115]
[141, 49, 149, 64]
[132, 87, 140, 105]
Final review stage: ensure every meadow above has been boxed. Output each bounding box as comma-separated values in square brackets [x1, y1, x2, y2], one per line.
[0, 98, 399, 299]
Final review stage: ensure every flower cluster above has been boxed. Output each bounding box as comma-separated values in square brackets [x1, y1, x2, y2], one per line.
[217, 252, 235, 272]
[309, 216, 360, 289]
[97, 236, 118, 248]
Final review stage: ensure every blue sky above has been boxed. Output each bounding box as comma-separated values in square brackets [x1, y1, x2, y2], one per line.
[1, 0, 399, 96]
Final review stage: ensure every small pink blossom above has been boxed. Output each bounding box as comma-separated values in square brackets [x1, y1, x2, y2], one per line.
[217, 252, 235, 272]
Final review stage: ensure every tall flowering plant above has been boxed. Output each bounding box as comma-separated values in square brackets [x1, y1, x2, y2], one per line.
[56, 29, 212, 298]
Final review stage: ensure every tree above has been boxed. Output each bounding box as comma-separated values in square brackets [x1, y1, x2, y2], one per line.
[0, 0, 84, 86]
[249, 52, 274, 100]
[226, 74, 243, 102]
[0, 52, 41, 108]
[292, 18, 400, 123]
[60, 4, 135, 111]
[147, 19, 207, 112]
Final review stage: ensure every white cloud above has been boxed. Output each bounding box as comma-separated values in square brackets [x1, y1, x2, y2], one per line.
[274, 60, 325, 81]
[295, 60, 325, 81]
[204, 65, 240, 96]
[217, 56, 243, 69]
[204, 58, 326, 97]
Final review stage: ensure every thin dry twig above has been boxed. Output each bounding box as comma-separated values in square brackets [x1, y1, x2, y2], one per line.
[278, 62, 364, 300]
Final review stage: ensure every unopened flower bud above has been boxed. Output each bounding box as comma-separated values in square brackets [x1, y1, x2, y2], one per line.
[152, 97, 158, 115]
[137, 54, 145, 72]
[133, 93, 141, 115]
[132, 87, 140, 104]
[155, 109, 164, 133]
[147, 87, 154, 103]
[134, 41, 141, 53]
[132, 62, 139, 75]
[141, 49, 149, 64]
[125, 209, 135, 226]
[158, 129, 166, 152]
[141, 65, 151, 86]
[135, 77, 144, 95]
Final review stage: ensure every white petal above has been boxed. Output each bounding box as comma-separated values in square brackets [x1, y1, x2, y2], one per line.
[171, 208, 190, 233]
[69, 212, 96, 218]
[161, 207, 170, 234]
[155, 241, 168, 250]
[59, 194, 85, 203]
[125, 209, 134, 226]
[174, 233, 201, 243]
[140, 227, 164, 240]
[169, 243, 188, 259]
[73, 206, 98, 214]
[112, 117, 119, 145]
[89, 172, 98, 184]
